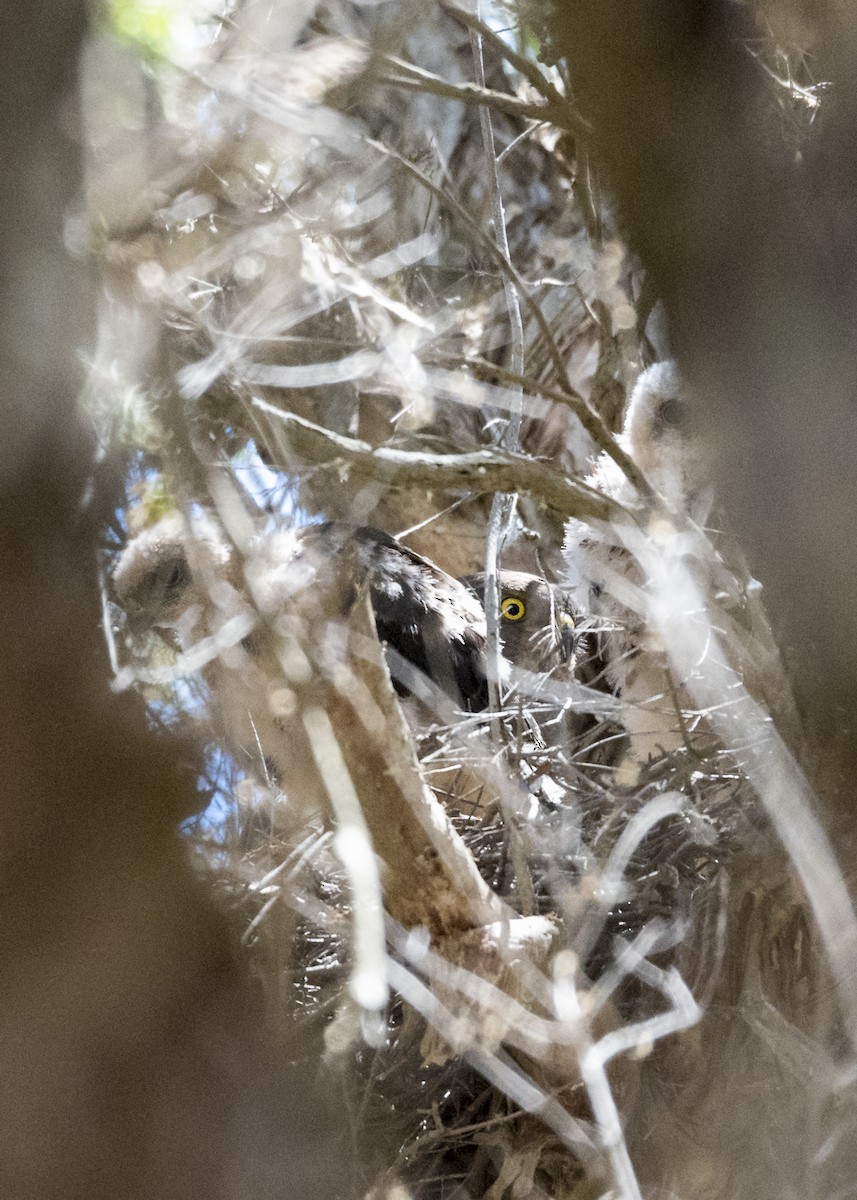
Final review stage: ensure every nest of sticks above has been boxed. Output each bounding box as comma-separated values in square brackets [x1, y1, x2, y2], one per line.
[90, 3, 857, 1197]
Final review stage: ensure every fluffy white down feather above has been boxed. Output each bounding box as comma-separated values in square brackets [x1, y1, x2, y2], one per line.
[564, 361, 712, 770]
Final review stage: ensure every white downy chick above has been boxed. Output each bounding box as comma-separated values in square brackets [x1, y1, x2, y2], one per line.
[113, 512, 324, 822]
[564, 362, 712, 771]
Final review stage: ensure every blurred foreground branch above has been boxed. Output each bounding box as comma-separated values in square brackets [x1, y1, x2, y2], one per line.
[0, 7, 342, 1198]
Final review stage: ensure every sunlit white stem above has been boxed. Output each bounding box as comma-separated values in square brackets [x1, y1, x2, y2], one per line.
[303, 705, 388, 1013]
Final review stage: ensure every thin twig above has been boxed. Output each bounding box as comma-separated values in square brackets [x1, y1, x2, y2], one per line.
[395, 493, 473, 539]
[98, 563, 122, 679]
[469, 5, 525, 730]
[496, 120, 547, 163]
[364, 136, 584, 402]
[468, 25, 524, 453]
[380, 56, 554, 124]
[440, 0, 592, 142]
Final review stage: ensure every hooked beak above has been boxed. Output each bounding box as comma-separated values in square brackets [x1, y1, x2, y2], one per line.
[558, 611, 576, 663]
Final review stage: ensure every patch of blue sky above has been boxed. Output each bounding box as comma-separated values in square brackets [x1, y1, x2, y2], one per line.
[483, 0, 523, 48]
[181, 743, 243, 860]
[229, 436, 324, 529]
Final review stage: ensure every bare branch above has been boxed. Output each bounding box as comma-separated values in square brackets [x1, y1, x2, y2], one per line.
[252, 401, 628, 523]
[440, 0, 592, 142]
[449, 357, 659, 503]
[381, 56, 554, 124]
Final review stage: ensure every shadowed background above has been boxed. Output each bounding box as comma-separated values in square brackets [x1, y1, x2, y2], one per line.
[551, 0, 857, 815]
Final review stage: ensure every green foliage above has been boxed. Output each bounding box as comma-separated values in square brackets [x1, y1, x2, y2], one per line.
[106, 0, 177, 60]
[128, 474, 179, 527]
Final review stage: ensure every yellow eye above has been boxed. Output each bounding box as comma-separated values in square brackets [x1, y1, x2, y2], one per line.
[501, 596, 526, 621]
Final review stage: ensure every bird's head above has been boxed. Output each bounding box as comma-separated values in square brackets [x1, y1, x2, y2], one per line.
[460, 571, 577, 674]
[622, 360, 711, 519]
[112, 512, 234, 646]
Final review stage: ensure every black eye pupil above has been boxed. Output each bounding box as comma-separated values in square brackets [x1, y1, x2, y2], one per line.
[162, 560, 190, 598]
[657, 398, 684, 428]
